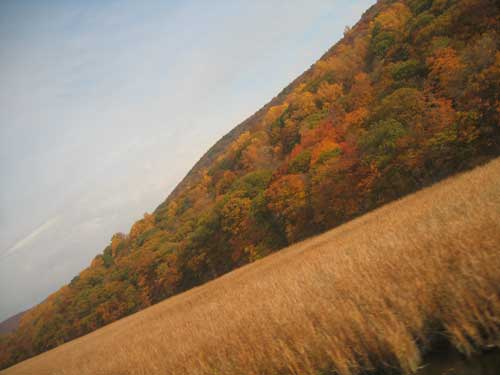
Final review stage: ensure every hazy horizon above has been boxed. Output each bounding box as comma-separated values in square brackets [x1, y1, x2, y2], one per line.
[0, 0, 375, 321]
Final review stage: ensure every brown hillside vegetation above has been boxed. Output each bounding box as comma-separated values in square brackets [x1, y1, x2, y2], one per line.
[3, 158, 500, 375]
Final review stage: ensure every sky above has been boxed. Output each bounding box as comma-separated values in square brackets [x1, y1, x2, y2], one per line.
[0, 0, 375, 321]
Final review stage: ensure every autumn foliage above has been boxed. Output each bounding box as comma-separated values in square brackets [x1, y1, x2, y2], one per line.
[1, 0, 499, 370]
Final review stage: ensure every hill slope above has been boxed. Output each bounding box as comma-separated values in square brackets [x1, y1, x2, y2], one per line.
[1, 0, 499, 369]
[2, 157, 500, 375]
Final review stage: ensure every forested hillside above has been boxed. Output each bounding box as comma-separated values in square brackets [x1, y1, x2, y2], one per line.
[1, 0, 499, 369]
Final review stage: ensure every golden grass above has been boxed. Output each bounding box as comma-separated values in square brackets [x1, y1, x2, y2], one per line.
[3, 158, 500, 375]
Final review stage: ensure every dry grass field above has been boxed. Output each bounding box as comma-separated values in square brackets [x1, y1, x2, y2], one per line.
[3, 158, 500, 375]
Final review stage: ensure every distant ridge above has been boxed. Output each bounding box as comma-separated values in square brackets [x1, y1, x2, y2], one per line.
[0, 311, 27, 335]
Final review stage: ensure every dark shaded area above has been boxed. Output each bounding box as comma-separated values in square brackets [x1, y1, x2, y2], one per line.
[418, 347, 500, 375]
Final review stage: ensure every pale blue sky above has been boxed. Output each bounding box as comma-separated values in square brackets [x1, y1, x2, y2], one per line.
[0, 0, 375, 320]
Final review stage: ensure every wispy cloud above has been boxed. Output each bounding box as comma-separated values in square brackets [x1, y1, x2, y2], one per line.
[2, 216, 61, 258]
